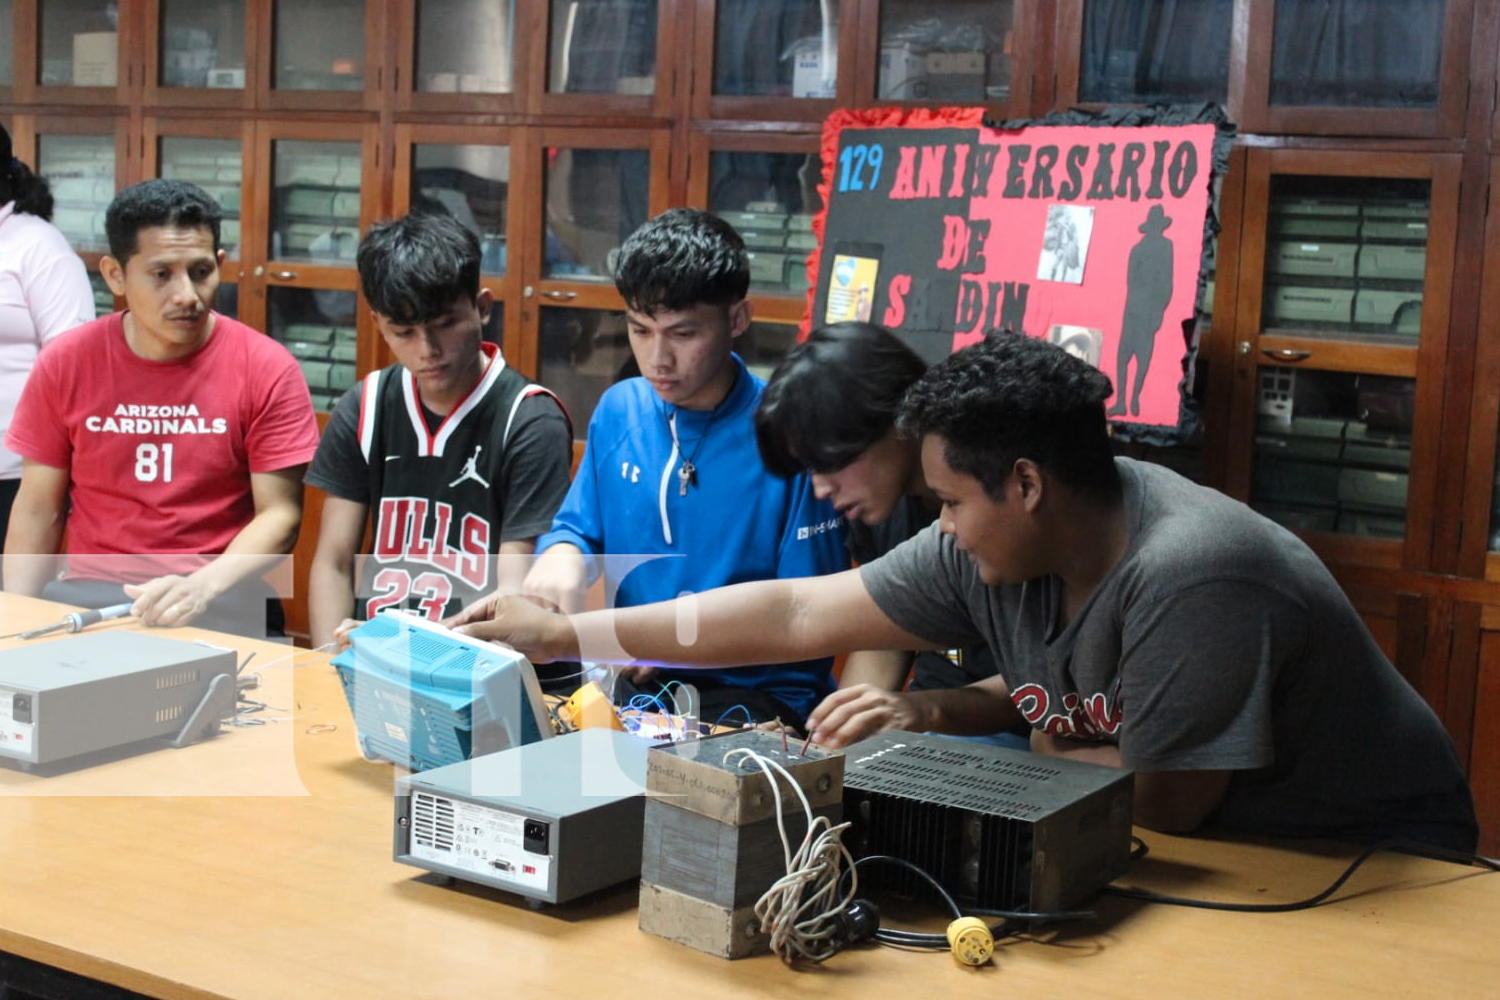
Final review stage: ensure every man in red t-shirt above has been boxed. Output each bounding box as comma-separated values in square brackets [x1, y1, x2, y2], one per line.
[3, 179, 320, 635]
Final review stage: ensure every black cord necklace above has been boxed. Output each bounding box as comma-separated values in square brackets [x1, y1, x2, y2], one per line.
[669, 409, 719, 496]
[668, 367, 738, 496]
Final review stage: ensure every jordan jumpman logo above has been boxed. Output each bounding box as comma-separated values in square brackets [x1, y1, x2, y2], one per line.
[448, 446, 491, 488]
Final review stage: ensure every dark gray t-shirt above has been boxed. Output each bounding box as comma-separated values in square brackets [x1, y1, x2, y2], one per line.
[847, 494, 998, 691]
[861, 458, 1476, 849]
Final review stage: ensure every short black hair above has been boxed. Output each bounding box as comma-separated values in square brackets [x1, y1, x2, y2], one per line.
[357, 211, 481, 325]
[613, 207, 749, 316]
[0, 123, 55, 221]
[755, 322, 928, 478]
[105, 178, 223, 262]
[899, 331, 1120, 500]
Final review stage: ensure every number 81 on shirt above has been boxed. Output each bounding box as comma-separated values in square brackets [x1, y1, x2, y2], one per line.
[135, 442, 175, 483]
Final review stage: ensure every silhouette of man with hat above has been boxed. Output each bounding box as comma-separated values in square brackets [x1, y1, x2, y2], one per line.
[1108, 204, 1174, 418]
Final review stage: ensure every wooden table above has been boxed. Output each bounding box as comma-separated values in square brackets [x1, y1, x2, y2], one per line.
[1, 594, 1496, 999]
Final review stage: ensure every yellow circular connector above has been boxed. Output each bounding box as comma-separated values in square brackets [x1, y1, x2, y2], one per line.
[946, 916, 994, 967]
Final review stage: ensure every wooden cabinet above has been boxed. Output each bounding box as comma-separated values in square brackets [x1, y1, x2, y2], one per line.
[1053, 0, 1500, 853]
[5, 0, 1500, 850]
[1056, 0, 1476, 138]
[1223, 148, 1460, 571]
[1055, 0, 1235, 112]
[1238, 0, 1476, 139]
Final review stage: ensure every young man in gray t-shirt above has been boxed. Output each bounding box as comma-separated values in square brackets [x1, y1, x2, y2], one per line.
[453, 333, 1477, 852]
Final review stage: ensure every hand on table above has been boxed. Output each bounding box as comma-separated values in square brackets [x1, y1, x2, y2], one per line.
[329, 617, 361, 653]
[124, 575, 216, 628]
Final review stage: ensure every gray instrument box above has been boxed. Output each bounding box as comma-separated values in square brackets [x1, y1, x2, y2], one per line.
[394, 728, 650, 904]
[0, 632, 238, 767]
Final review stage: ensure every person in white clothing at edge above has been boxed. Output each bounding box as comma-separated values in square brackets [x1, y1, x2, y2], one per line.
[0, 122, 95, 585]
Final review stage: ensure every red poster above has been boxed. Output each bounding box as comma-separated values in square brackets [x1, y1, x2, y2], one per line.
[807, 105, 1232, 435]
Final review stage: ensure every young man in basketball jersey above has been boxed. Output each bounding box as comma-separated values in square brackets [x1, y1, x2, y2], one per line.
[4, 179, 320, 637]
[306, 211, 572, 648]
[455, 208, 848, 729]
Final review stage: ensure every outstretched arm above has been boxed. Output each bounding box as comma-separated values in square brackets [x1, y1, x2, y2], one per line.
[457, 567, 934, 669]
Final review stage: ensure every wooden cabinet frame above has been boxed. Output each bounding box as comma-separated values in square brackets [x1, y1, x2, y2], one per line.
[688, 0, 860, 123]
[1238, 0, 1476, 139]
[251, 0, 388, 113]
[140, 0, 259, 111]
[685, 127, 820, 325]
[1222, 145, 1461, 573]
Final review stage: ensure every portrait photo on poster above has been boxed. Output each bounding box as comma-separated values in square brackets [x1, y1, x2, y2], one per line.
[825, 240, 884, 325]
[1038, 204, 1094, 284]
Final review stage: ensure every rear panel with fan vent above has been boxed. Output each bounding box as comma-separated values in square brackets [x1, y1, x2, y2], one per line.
[842, 731, 1134, 911]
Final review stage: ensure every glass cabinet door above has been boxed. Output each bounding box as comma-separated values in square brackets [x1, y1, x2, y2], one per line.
[1269, 0, 1444, 109]
[697, 0, 850, 119]
[149, 0, 249, 105]
[714, 0, 833, 98]
[251, 125, 375, 410]
[415, 0, 514, 96]
[547, 0, 655, 96]
[737, 319, 799, 383]
[215, 279, 239, 319]
[408, 141, 512, 277]
[263, 0, 374, 110]
[1230, 149, 1460, 564]
[268, 286, 359, 413]
[269, 139, 362, 265]
[35, 131, 116, 253]
[1242, 0, 1471, 137]
[1258, 175, 1430, 347]
[1251, 367, 1414, 540]
[87, 270, 115, 317]
[36, 0, 122, 97]
[1067, 0, 1232, 107]
[275, 0, 364, 91]
[704, 147, 823, 298]
[1248, 173, 1430, 540]
[0, 0, 15, 89]
[157, 135, 244, 258]
[874, 0, 1018, 106]
[537, 305, 630, 434]
[534, 0, 668, 116]
[541, 143, 652, 282]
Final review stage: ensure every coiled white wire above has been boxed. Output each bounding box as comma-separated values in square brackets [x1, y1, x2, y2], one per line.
[723, 747, 858, 962]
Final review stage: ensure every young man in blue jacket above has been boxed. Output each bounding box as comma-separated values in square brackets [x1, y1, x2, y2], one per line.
[514, 207, 847, 728]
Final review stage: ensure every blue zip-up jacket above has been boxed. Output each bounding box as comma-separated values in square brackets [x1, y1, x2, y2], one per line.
[537, 355, 847, 720]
